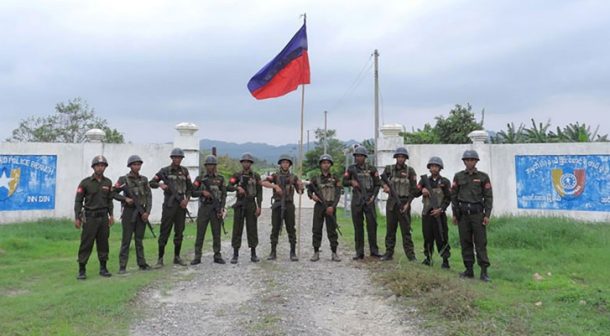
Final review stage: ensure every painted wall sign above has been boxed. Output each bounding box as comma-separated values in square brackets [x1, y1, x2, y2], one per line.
[0, 155, 57, 211]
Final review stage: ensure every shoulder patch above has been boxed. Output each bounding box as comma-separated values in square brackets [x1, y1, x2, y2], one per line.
[484, 182, 492, 189]
[77, 187, 84, 194]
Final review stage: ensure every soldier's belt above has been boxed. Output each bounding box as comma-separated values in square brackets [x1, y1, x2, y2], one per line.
[458, 202, 483, 215]
[85, 209, 109, 218]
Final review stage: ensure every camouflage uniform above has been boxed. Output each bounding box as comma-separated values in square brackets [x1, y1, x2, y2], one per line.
[191, 171, 226, 263]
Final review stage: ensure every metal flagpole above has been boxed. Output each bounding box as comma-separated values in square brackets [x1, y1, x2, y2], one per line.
[297, 12, 307, 259]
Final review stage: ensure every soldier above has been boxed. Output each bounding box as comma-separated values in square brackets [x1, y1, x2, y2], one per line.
[190, 155, 226, 265]
[343, 146, 382, 260]
[149, 148, 193, 267]
[227, 152, 263, 264]
[416, 156, 451, 268]
[379, 147, 418, 261]
[307, 154, 342, 262]
[114, 155, 153, 274]
[261, 154, 304, 261]
[451, 150, 493, 282]
[74, 155, 114, 280]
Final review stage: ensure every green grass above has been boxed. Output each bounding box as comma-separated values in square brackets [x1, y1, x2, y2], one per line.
[0, 216, 216, 336]
[335, 209, 610, 335]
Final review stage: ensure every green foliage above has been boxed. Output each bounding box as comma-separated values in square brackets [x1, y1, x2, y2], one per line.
[494, 122, 526, 144]
[401, 123, 438, 144]
[303, 128, 347, 177]
[7, 97, 124, 143]
[493, 120, 609, 144]
[434, 104, 484, 144]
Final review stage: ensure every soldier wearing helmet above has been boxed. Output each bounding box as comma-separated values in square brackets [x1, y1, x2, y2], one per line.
[227, 152, 263, 264]
[74, 155, 114, 280]
[379, 147, 418, 261]
[149, 148, 193, 267]
[451, 149, 493, 282]
[307, 154, 342, 262]
[261, 154, 304, 261]
[190, 155, 227, 265]
[342, 145, 382, 260]
[113, 154, 153, 274]
[415, 156, 452, 269]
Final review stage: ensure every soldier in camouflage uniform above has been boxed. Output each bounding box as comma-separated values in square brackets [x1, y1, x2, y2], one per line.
[149, 148, 193, 267]
[114, 155, 153, 274]
[74, 155, 114, 280]
[190, 155, 226, 265]
[379, 147, 418, 261]
[343, 146, 382, 260]
[307, 154, 342, 262]
[416, 156, 451, 268]
[451, 150, 493, 282]
[227, 153, 263, 264]
[261, 154, 304, 261]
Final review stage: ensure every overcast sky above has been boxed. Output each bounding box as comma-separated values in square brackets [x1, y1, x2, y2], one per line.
[1, 0, 609, 145]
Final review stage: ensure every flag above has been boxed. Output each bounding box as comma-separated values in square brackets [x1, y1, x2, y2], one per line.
[247, 23, 310, 99]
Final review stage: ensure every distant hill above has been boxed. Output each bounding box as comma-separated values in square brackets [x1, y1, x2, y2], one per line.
[199, 138, 360, 164]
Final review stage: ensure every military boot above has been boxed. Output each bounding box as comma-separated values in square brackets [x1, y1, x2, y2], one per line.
[190, 257, 201, 265]
[370, 250, 383, 258]
[290, 244, 299, 262]
[421, 257, 431, 266]
[213, 253, 226, 264]
[459, 266, 475, 279]
[352, 253, 364, 260]
[267, 244, 277, 260]
[441, 258, 450, 269]
[139, 264, 151, 271]
[331, 250, 341, 262]
[480, 267, 491, 282]
[77, 263, 87, 280]
[154, 257, 164, 268]
[250, 248, 260, 263]
[380, 252, 393, 261]
[231, 248, 239, 264]
[118, 265, 127, 274]
[173, 256, 187, 266]
[99, 261, 112, 277]
[310, 251, 320, 262]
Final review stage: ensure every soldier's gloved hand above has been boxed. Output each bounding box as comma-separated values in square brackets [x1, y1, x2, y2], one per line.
[326, 207, 334, 216]
[74, 218, 82, 229]
[202, 190, 212, 198]
[142, 212, 149, 221]
[382, 185, 390, 194]
[452, 216, 458, 225]
[159, 183, 168, 191]
[350, 180, 360, 189]
[311, 194, 321, 203]
[255, 207, 261, 217]
[421, 188, 430, 197]
[237, 186, 246, 195]
[125, 197, 134, 205]
[109, 216, 114, 227]
[482, 216, 490, 226]
[180, 199, 188, 208]
[430, 208, 442, 217]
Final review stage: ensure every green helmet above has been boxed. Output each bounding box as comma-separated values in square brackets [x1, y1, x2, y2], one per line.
[426, 156, 444, 169]
[127, 155, 143, 167]
[91, 155, 108, 167]
[203, 155, 218, 165]
[319, 154, 334, 165]
[393, 147, 409, 159]
[277, 154, 293, 165]
[353, 146, 368, 157]
[170, 148, 185, 158]
[462, 150, 480, 161]
[240, 152, 254, 163]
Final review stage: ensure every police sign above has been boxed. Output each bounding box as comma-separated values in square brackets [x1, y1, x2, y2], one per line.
[0, 155, 57, 211]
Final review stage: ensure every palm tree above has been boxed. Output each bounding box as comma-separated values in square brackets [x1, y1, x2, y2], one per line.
[524, 119, 554, 143]
[495, 122, 526, 143]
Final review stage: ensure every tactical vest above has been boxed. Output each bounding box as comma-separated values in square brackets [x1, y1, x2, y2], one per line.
[240, 172, 258, 196]
[203, 175, 223, 200]
[124, 175, 149, 207]
[316, 174, 336, 203]
[168, 168, 188, 194]
[275, 171, 295, 202]
[354, 165, 374, 191]
[390, 164, 410, 197]
[422, 178, 445, 214]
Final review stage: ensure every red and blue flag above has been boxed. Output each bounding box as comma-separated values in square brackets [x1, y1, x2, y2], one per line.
[247, 23, 310, 100]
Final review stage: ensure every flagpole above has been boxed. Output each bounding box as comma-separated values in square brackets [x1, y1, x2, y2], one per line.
[297, 83, 305, 259]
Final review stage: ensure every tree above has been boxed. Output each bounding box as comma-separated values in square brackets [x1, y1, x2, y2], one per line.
[303, 128, 347, 178]
[7, 97, 124, 143]
[401, 123, 438, 144]
[434, 104, 484, 144]
[552, 122, 608, 142]
[494, 122, 526, 144]
[523, 118, 554, 143]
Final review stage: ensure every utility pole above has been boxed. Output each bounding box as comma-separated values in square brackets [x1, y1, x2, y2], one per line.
[373, 49, 379, 166]
[324, 110, 328, 154]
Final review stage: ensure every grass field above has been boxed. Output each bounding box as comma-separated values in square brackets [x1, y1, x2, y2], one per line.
[1, 210, 609, 335]
[335, 209, 610, 336]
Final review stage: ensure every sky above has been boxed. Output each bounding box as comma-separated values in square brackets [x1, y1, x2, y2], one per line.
[1, 0, 609, 145]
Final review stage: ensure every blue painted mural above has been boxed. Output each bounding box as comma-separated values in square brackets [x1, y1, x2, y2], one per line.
[0, 155, 57, 211]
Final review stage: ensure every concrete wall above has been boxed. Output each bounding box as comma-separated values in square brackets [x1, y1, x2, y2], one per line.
[375, 125, 610, 222]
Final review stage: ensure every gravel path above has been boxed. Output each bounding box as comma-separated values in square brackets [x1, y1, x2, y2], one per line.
[131, 207, 421, 336]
